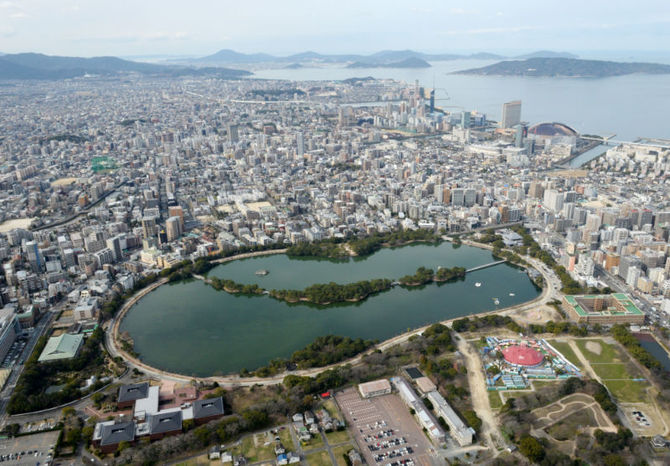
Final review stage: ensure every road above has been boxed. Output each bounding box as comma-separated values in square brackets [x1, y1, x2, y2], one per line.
[0, 310, 56, 427]
[106, 243, 557, 388]
[455, 334, 503, 455]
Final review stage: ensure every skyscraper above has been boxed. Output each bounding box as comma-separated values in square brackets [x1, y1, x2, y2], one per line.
[166, 216, 182, 242]
[228, 124, 239, 144]
[501, 100, 522, 128]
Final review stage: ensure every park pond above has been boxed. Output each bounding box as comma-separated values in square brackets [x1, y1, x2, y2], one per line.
[120, 242, 541, 376]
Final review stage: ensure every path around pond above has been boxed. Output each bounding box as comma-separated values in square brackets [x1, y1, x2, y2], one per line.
[107, 248, 555, 386]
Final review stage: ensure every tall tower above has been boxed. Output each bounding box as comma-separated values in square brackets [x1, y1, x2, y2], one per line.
[501, 100, 522, 128]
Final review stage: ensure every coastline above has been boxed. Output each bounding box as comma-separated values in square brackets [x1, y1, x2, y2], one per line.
[108, 240, 553, 384]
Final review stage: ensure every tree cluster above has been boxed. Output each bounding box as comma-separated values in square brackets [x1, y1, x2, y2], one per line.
[252, 335, 375, 377]
[8, 327, 107, 414]
[270, 279, 392, 305]
[611, 324, 661, 371]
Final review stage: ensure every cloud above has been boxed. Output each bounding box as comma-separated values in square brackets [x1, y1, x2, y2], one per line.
[0, 1, 16, 8]
[440, 25, 542, 36]
[9, 11, 27, 18]
[450, 8, 479, 15]
[0, 24, 15, 37]
[80, 31, 192, 42]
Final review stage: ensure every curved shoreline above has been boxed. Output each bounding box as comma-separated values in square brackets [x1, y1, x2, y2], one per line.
[109, 243, 553, 385]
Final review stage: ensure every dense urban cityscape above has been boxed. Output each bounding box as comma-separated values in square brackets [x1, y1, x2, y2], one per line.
[1, 1, 670, 461]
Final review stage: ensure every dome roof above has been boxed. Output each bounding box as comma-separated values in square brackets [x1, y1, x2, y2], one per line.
[528, 122, 578, 137]
[502, 345, 544, 366]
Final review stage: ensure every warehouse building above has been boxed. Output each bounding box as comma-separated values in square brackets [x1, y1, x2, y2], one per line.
[358, 379, 392, 399]
[425, 390, 475, 446]
[390, 377, 445, 443]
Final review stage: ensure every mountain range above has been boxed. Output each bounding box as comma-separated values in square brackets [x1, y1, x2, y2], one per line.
[0, 53, 251, 80]
[455, 57, 670, 78]
[186, 49, 567, 65]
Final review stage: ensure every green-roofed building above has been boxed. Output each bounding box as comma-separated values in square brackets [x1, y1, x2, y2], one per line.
[563, 293, 645, 325]
[38, 334, 84, 362]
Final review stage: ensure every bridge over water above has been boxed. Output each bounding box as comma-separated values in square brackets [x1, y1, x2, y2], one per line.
[465, 260, 507, 273]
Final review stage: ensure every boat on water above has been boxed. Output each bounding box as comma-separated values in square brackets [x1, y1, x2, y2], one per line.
[475, 282, 482, 287]
[493, 298, 500, 305]
[255, 269, 269, 276]
[509, 292, 515, 296]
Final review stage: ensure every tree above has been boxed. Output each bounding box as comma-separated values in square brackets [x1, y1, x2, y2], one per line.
[518, 435, 545, 463]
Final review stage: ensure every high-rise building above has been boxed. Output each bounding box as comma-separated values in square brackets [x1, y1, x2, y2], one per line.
[228, 124, 239, 144]
[501, 100, 522, 129]
[429, 89, 435, 113]
[168, 205, 184, 230]
[296, 132, 304, 156]
[166, 216, 182, 242]
[460, 111, 471, 129]
[141, 216, 158, 240]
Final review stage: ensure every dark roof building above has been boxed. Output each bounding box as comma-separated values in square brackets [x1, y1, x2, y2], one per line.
[527, 122, 578, 137]
[93, 421, 136, 454]
[148, 410, 183, 439]
[117, 382, 150, 408]
[193, 397, 226, 424]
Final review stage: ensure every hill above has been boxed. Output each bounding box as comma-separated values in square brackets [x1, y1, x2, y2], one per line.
[0, 53, 251, 80]
[454, 57, 670, 77]
[192, 49, 275, 64]
[515, 50, 579, 59]
[191, 49, 505, 66]
[347, 57, 431, 69]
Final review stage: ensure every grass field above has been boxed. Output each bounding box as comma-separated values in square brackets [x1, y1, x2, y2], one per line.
[605, 379, 648, 403]
[230, 434, 275, 463]
[302, 433, 325, 451]
[546, 409, 598, 441]
[332, 444, 354, 466]
[488, 390, 503, 409]
[175, 455, 211, 466]
[277, 426, 295, 450]
[548, 340, 583, 369]
[305, 450, 334, 466]
[326, 429, 351, 445]
[576, 339, 623, 364]
[323, 399, 344, 421]
[591, 363, 638, 380]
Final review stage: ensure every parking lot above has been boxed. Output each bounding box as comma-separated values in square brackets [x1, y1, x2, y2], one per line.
[0, 430, 58, 464]
[335, 388, 440, 466]
[1, 339, 27, 370]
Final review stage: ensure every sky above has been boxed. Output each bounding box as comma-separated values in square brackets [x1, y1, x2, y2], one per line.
[1, 0, 669, 58]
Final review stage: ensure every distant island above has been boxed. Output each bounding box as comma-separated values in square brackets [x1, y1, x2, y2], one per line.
[455, 57, 670, 78]
[0, 53, 251, 80]
[347, 57, 431, 69]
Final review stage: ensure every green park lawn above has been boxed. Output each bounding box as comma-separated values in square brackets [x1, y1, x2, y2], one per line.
[488, 390, 503, 409]
[305, 450, 334, 466]
[547, 340, 583, 369]
[326, 429, 351, 445]
[591, 363, 638, 380]
[576, 339, 623, 364]
[604, 379, 649, 403]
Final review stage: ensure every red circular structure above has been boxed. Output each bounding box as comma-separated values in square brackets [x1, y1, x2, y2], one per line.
[502, 345, 544, 367]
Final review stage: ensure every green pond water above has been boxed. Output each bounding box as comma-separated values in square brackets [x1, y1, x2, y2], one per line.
[120, 243, 540, 376]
